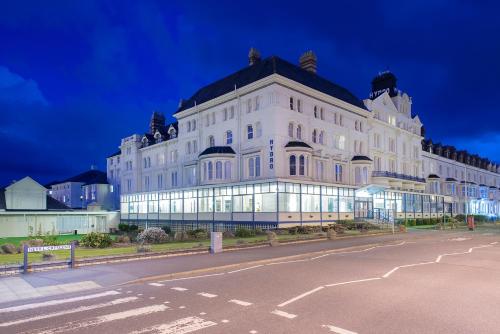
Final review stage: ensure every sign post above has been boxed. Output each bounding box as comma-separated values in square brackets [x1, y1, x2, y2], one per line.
[23, 244, 75, 274]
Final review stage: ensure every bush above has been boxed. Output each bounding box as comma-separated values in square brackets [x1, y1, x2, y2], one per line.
[137, 244, 152, 253]
[129, 224, 139, 231]
[137, 228, 168, 244]
[20, 239, 44, 248]
[234, 227, 256, 238]
[81, 233, 113, 248]
[161, 225, 172, 235]
[115, 235, 131, 243]
[118, 223, 130, 232]
[40, 234, 60, 246]
[186, 229, 209, 240]
[1, 243, 17, 254]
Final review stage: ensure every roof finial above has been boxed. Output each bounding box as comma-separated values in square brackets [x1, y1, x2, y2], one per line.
[248, 47, 261, 66]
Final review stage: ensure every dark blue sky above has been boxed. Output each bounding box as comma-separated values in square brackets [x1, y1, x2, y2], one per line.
[1, 0, 499, 185]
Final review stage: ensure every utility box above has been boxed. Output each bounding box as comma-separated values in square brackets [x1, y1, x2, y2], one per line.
[210, 232, 223, 254]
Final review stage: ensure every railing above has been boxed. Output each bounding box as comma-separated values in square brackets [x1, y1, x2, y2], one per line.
[372, 171, 426, 183]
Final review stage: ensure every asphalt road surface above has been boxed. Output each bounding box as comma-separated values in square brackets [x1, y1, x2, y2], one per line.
[1, 230, 499, 334]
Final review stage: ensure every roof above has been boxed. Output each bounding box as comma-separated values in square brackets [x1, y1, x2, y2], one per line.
[177, 56, 367, 113]
[199, 146, 236, 157]
[351, 155, 372, 162]
[445, 177, 457, 182]
[427, 174, 440, 179]
[0, 187, 70, 211]
[284, 141, 313, 149]
[55, 170, 108, 186]
[107, 150, 121, 158]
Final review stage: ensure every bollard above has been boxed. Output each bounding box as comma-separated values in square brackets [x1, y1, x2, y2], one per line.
[70, 242, 76, 269]
[210, 232, 222, 254]
[23, 244, 28, 274]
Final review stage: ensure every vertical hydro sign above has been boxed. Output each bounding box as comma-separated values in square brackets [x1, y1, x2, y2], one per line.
[269, 139, 274, 169]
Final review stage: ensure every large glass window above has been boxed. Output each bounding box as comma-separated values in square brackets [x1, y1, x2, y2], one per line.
[215, 187, 232, 213]
[225, 131, 233, 145]
[255, 182, 277, 212]
[278, 182, 300, 212]
[302, 185, 320, 212]
[224, 161, 232, 180]
[339, 187, 354, 212]
[208, 161, 213, 180]
[233, 185, 253, 212]
[183, 190, 197, 213]
[198, 188, 213, 212]
[321, 186, 338, 213]
[170, 191, 183, 213]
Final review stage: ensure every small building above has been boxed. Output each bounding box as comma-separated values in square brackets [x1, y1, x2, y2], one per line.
[0, 177, 118, 238]
[48, 169, 115, 210]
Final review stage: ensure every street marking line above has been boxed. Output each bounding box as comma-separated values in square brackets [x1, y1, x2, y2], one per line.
[0, 290, 120, 313]
[198, 292, 217, 298]
[159, 273, 225, 283]
[227, 265, 263, 274]
[149, 283, 165, 287]
[266, 259, 308, 266]
[34, 304, 168, 334]
[325, 277, 381, 287]
[322, 324, 358, 334]
[271, 309, 297, 319]
[278, 286, 324, 307]
[129, 316, 217, 334]
[171, 287, 188, 291]
[491, 242, 498, 245]
[0, 297, 138, 327]
[228, 299, 252, 306]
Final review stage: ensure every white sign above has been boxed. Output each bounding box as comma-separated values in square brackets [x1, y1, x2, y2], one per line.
[27, 245, 71, 252]
[269, 139, 274, 169]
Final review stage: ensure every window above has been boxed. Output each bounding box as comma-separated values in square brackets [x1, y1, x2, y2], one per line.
[374, 156, 381, 170]
[255, 122, 262, 138]
[216, 161, 223, 179]
[187, 121, 191, 132]
[296, 125, 302, 139]
[355, 121, 359, 131]
[171, 172, 178, 187]
[374, 133, 381, 148]
[247, 125, 254, 140]
[157, 174, 163, 189]
[224, 161, 231, 179]
[208, 162, 213, 180]
[335, 164, 343, 182]
[205, 114, 210, 127]
[288, 123, 294, 138]
[186, 142, 191, 154]
[319, 131, 324, 145]
[320, 108, 324, 120]
[312, 129, 317, 143]
[208, 135, 215, 147]
[289, 97, 294, 110]
[355, 167, 361, 185]
[192, 120, 196, 131]
[299, 155, 305, 176]
[289, 155, 297, 176]
[389, 138, 396, 153]
[254, 96, 260, 110]
[389, 159, 396, 172]
[144, 176, 150, 191]
[249, 158, 254, 177]
[316, 160, 325, 180]
[388, 115, 396, 126]
[339, 114, 343, 126]
[314, 106, 319, 118]
[211, 112, 216, 125]
[255, 156, 261, 176]
[334, 135, 345, 150]
[247, 99, 252, 113]
[225, 130, 233, 145]
[297, 99, 302, 112]
[193, 140, 197, 153]
[334, 113, 338, 125]
[230, 106, 235, 119]
[223, 108, 228, 121]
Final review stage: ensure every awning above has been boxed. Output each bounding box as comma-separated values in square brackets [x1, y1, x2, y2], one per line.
[355, 184, 389, 197]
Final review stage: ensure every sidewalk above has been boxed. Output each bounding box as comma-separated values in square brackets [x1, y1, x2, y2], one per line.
[0, 231, 434, 305]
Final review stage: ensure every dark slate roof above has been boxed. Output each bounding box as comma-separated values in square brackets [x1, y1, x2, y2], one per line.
[445, 177, 457, 182]
[177, 56, 366, 113]
[0, 187, 70, 211]
[351, 155, 372, 162]
[479, 184, 487, 187]
[284, 141, 313, 149]
[428, 174, 440, 179]
[199, 146, 236, 157]
[107, 150, 121, 158]
[56, 170, 108, 186]
[460, 181, 476, 185]
[490, 186, 497, 189]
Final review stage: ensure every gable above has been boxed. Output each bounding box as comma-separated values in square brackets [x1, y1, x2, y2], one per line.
[372, 91, 398, 112]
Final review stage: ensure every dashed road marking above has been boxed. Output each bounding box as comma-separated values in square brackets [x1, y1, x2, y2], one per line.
[228, 265, 263, 274]
[0, 297, 138, 327]
[221, 319, 229, 323]
[198, 292, 217, 298]
[229, 299, 253, 306]
[325, 277, 381, 287]
[271, 309, 297, 319]
[0, 290, 120, 313]
[128, 316, 217, 334]
[249, 330, 258, 333]
[159, 273, 225, 283]
[322, 324, 358, 334]
[278, 286, 324, 307]
[149, 282, 165, 287]
[179, 306, 186, 309]
[171, 287, 188, 291]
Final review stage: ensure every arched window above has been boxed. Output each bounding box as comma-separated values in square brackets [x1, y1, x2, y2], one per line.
[208, 161, 213, 180]
[320, 108, 324, 120]
[314, 106, 318, 118]
[312, 129, 317, 143]
[192, 120, 196, 131]
[224, 161, 231, 179]
[355, 167, 361, 185]
[296, 125, 302, 140]
[216, 161, 223, 179]
[203, 162, 207, 181]
[319, 131, 324, 145]
[187, 121, 191, 132]
[255, 122, 262, 138]
[208, 135, 215, 147]
[355, 121, 359, 131]
[225, 130, 233, 145]
[299, 155, 305, 176]
[289, 155, 297, 176]
[362, 167, 368, 184]
[249, 157, 255, 177]
[255, 156, 261, 176]
[247, 125, 253, 140]
[288, 123, 294, 138]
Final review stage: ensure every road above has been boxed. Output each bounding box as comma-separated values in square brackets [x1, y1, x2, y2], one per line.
[1, 230, 499, 333]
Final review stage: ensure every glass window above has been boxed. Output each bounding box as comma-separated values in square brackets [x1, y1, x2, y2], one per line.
[302, 193, 320, 212]
[296, 125, 302, 139]
[216, 161, 223, 179]
[288, 123, 294, 138]
[226, 131, 233, 144]
[299, 155, 305, 176]
[224, 161, 231, 180]
[255, 156, 261, 177]
[249, 158, 255, 177]
[278, 193, 300, 212]
[247, 125, 253, 140]
[289, 155, 297, 175]
[208, 161, 213, 180]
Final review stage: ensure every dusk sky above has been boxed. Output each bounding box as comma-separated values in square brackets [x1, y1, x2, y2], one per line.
[1, 0, 499, 186]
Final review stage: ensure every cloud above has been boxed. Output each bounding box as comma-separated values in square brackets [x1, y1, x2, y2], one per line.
[0, 66, 48, 105]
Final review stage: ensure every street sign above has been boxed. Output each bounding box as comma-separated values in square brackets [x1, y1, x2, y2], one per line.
[23, 243, 75, 274]
[27, 245, 71, 252]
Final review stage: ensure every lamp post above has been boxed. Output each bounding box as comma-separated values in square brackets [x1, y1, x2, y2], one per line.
[464, 163, 468, 225]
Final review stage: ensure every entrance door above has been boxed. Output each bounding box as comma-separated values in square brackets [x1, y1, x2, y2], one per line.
[354, 199, 373, 218]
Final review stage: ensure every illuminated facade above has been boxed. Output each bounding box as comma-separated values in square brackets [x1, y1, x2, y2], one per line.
[107, 49, 499, 229]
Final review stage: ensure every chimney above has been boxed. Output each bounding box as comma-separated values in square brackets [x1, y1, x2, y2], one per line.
[248, 47, 261, 66]
[149, 111, 166, 135]
[299, 51, 317, 74]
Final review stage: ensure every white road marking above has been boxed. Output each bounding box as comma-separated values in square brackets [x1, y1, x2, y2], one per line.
[179, 306, 186, 309]
[228, 299, 253, 306]
[221, 319, 229, 323]
[149, 283, 165, 287]
[325, 277, 381, 287]
[159, 273, 225, 283]
[382, 262, 435, 278]
[266, 259, 309, 266]
[34, 304, 168, 334]
[227, 265, 263, 274]
[0, 297, 138, 327]
[322, 324, 358, 334]
[198, 292, 217, 298]
[249, 331, 258, 334]
[129, 316, 217, 334]
[451, 237, 470, 241]
[150, 297, 156, 300]
[278, 286, 325, 307]
[171, 287, 188, 291]
[271, 309, 297, 319]
[0, 290, 120, 313]
[491, 241, 498, 245]
[199, 312, 206, 315]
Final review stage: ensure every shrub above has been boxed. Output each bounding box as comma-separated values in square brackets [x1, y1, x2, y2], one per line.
[137, 228, 168, 244]
[42, 252, 56, 261]
[20, 239, 44, 248]
[81, 233, 113, 248]
[137, 244, 152, 253]
[115, 235, 131, 243]
[40, 234, 60, 246]
[161, 225, 172, 235]
[186, 229, 209, 240]
[118, 223, 130, 232]
[234, 227, 256, 238]
[1, 243, 17, 254]
[129, 224, 139, 231]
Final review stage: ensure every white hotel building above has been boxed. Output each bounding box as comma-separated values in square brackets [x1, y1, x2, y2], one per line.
[107, 49, 500, 229]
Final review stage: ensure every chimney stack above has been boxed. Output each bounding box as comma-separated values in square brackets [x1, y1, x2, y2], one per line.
[149, 111, 166, 135]
[299, 51, 317, 74]
[248, 47, 261, 66]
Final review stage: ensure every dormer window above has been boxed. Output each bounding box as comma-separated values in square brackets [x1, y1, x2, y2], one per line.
[168, 128, 177, 139]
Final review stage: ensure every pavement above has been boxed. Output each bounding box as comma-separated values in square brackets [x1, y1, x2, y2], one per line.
[0, 229, 499, 333]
